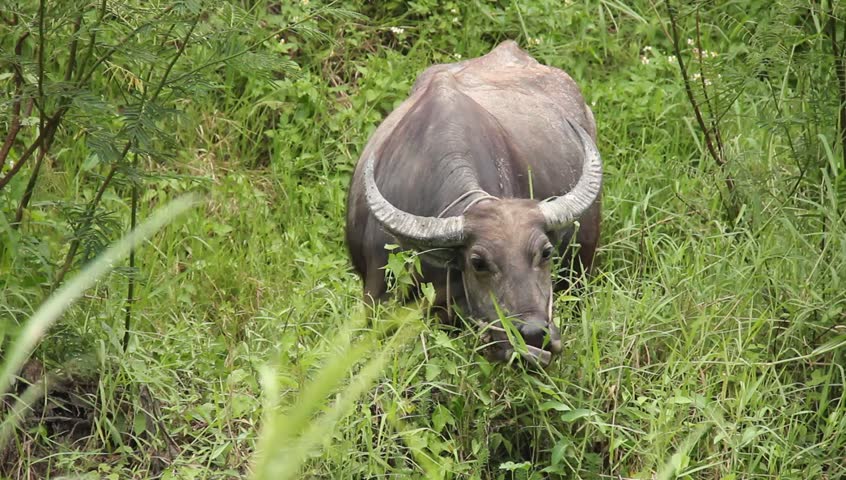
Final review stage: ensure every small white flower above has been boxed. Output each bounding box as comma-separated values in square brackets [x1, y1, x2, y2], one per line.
[532, 37, 542, 45]
[389, 26, 405, 35]
[710, 50, 719, 58]
[643, 45, 653, 53]
[279, 37, 285, 44]
[689, 72, 712, 85]
[454, 53, 462, 59]
[668, 55, 677, 63]
[640, 55, 650, 65]
[450, 7, 458, 13]
[452, 16, 459, 23]
[687, 38, 695, 46]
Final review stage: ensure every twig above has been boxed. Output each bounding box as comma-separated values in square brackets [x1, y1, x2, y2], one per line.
[162, 2, 337, 87]
[764, 74, 808, 200]
[149, 13, 200, 103]
[73, 0, 106, 86]
[0, 110, 62, 191]
[0, 33, 29, 170]
[13, 148, 48, 228]
[65, 14, 83, 83]
[41, 4, 192, 290]
[14, 12, 84, 227]
[122, 14, 198, 350]
[76, 5, 175, 87]
[665, 1, 737, 216]
[37, 0, 45, 144]
[12, 0, 50, 228]
[666, 2, 723, 168]
[694, 8, 724, 161]
[0, 9, 83, 193]
[2, 3, 156, 193]
[55, 12, 201, 291]
[122, 61, 157, 352]
[52, 158, 123, 290]
[123, 155, 138, 352]
[0, 37, 29, 172]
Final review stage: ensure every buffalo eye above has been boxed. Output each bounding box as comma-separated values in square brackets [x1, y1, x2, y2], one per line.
[540, 243, 554, 263]
[470, 253, 489, 273]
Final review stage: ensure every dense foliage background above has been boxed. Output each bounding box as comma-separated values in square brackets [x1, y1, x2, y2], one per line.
[1, 0, 845, 478]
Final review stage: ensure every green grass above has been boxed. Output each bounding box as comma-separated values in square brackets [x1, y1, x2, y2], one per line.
[1, 0, 845, 479]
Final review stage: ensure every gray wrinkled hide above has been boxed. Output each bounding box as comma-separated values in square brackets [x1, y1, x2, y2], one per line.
[345, 40, 601, 312]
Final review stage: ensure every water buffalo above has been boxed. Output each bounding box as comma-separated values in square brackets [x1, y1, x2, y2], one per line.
[345, 40, 602, 367]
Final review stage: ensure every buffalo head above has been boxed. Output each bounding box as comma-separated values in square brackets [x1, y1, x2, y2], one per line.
[363, 119, 602, 367]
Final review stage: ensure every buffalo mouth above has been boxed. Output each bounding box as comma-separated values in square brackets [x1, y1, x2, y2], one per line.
[476, 321, 561, 368]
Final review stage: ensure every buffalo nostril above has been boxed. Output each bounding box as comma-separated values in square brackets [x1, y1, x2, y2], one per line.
[519, 323, 548, 349]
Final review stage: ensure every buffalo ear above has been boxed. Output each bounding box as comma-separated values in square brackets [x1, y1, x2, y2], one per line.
[417, 247, 463, 270]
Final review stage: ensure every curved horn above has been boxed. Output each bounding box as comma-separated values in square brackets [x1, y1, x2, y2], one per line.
[539, 119, 603, 230]
[363, 152, 466, 247]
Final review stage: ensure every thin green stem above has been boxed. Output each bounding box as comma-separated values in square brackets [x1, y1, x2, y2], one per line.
[123, 156, 139, 352]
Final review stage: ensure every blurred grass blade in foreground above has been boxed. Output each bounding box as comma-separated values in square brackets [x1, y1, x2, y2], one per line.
[0, 194, 200, 400]
[250, 306, 423, 480]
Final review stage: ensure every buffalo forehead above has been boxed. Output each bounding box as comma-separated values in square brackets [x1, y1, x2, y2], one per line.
[464, 200, 546, 248]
